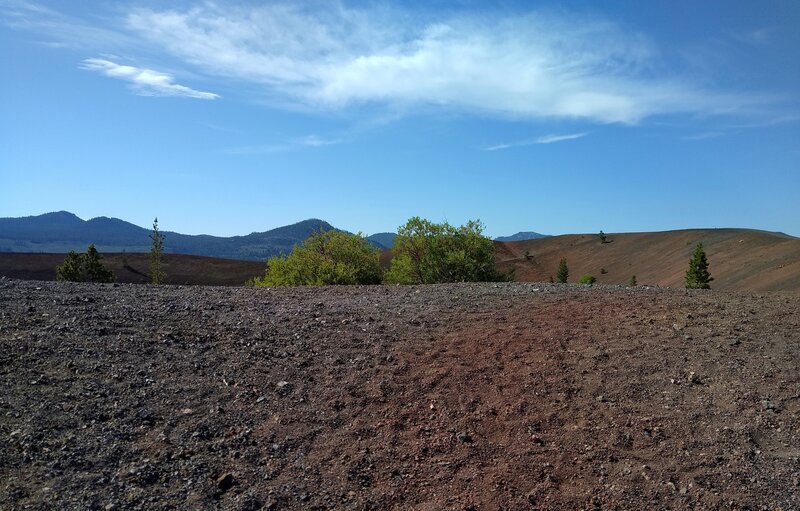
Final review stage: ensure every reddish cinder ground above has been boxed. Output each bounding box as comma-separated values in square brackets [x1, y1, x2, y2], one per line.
[1, 279, 798, 510]
[496, 228, 800, 292]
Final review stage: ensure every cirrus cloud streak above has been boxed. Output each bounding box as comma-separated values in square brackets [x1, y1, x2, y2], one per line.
[80, 58, 219, 99]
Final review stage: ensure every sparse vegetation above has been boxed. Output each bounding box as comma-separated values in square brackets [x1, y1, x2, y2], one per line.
[556, 258, 569, 283]
[56, 251, 85, 282]
[524, 250, 532, 261]
[600, 268, 608, 274]
[252, 230, 382, 286]
[55, 244, 115, 283]
[629, 275, 637, 286]
[599, 230, 608, 244]
[685, 242, 713, 289]
[385, 217, 506, 284]
[149, 218, 166, 285]
[578, 274, 596, 285]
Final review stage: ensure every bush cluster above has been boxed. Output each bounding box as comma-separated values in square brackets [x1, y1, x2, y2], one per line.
[56, 244, 115, 283]
[253, 217, 507, 286]
[251, 230, 382, 286]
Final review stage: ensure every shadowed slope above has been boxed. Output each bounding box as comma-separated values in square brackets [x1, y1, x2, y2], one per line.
[0, 253, 263, 286]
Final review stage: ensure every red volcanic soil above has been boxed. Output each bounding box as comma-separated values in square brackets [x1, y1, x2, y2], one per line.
[0, 252, 264, 286]
[1, 279, 798, 510]
[496, 228, 800, 292]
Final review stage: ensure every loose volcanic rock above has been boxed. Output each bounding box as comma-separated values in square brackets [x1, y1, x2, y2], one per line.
[0, 279, 798, 510]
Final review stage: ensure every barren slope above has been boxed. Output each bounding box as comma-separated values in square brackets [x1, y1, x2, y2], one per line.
[1, 279, 798, 510]
[0, 253, 264, 286]
[496, 228, 800, 292]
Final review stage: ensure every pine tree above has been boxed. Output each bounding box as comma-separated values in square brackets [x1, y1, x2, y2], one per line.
[84, 244, 115, 283]
[56, 251, 86, 282]
[149, 218, 166, 285]
[685, 242, 713, 289]
[556, 258, 569, 283]
[56, 245, 114, 283]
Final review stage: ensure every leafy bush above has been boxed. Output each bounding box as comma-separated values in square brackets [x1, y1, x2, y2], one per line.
[252, 230, 382, 286]
[384, 217, 506, 284]
[56, 244, 115, 283]
[578, 274, 596, 285]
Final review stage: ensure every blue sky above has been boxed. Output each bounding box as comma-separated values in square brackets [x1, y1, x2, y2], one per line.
[1, 0, 798, 238]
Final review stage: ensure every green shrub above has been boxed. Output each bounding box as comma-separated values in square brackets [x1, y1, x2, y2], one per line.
[578, 274, 596, 285]
[629, 275, 637, 286]
[385, 217, 507, 284]
[56, 244, 115, 283]
[253, 230, 381, 286]
[556, 258, 569, 283]
[56, 251, 86, 282]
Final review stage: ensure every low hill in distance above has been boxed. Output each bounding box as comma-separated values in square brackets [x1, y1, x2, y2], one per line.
[494, 231, 550, 242]
[0, 252, 263, 286]
[496, 228, 800, 292]
[366, 232, 397, 249]
[0, 211, 338, 261]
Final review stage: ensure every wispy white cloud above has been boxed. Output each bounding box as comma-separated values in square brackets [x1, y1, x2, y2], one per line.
[682, 131, 724, 141]
[292, 134, 341, 147]
[80, 58, 219, 99]
[535, 133, 589, 144]
[3, 2, 780, 123]
[483, 143, 514, 152]
[484, 132, 588, 151]
[1, 0, 136, 50]
[120, 4, 767, 124]
[734, 27, 774, 46]
[221, 134, 342, 155]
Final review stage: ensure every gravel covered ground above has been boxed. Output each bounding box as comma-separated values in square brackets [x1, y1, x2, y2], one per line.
[1, 278, 799, 510]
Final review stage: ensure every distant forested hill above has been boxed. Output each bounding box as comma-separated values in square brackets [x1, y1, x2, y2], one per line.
[0, 211, 337, 261]
[494, 231, 550, 242]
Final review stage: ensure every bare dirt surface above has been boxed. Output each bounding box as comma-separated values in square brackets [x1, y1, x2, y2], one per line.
[1, 278, 799, 510]
[495, 228, 800, 292]
[0, 253, 264, 286]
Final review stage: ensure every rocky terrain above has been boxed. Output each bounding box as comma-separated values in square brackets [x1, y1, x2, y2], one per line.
[1, 278, 798, 510]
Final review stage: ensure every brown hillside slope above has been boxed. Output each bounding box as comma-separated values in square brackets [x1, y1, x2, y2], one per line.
[0, 253, 264, 286]
[496, 228, 800, 292]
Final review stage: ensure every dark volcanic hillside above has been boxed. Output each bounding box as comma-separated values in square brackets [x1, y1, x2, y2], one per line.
[1, 279, 798, 509]
[0, 212, 335, 261]
[0, 252, 263, 286]
[496, 228, 800, 292]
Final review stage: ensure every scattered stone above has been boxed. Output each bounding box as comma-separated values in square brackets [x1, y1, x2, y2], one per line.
[457, 431, 473, 444]
[216, 472, 235, 492]
[276, 381, 292, 395]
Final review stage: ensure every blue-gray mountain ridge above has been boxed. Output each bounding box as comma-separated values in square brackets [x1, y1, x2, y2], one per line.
[0, 211, 357, 261]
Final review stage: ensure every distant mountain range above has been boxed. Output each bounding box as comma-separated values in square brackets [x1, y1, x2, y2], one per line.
[494, 231, 550, 242]
[0, 211, 345, 261]
[0, 212, 557, 260]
